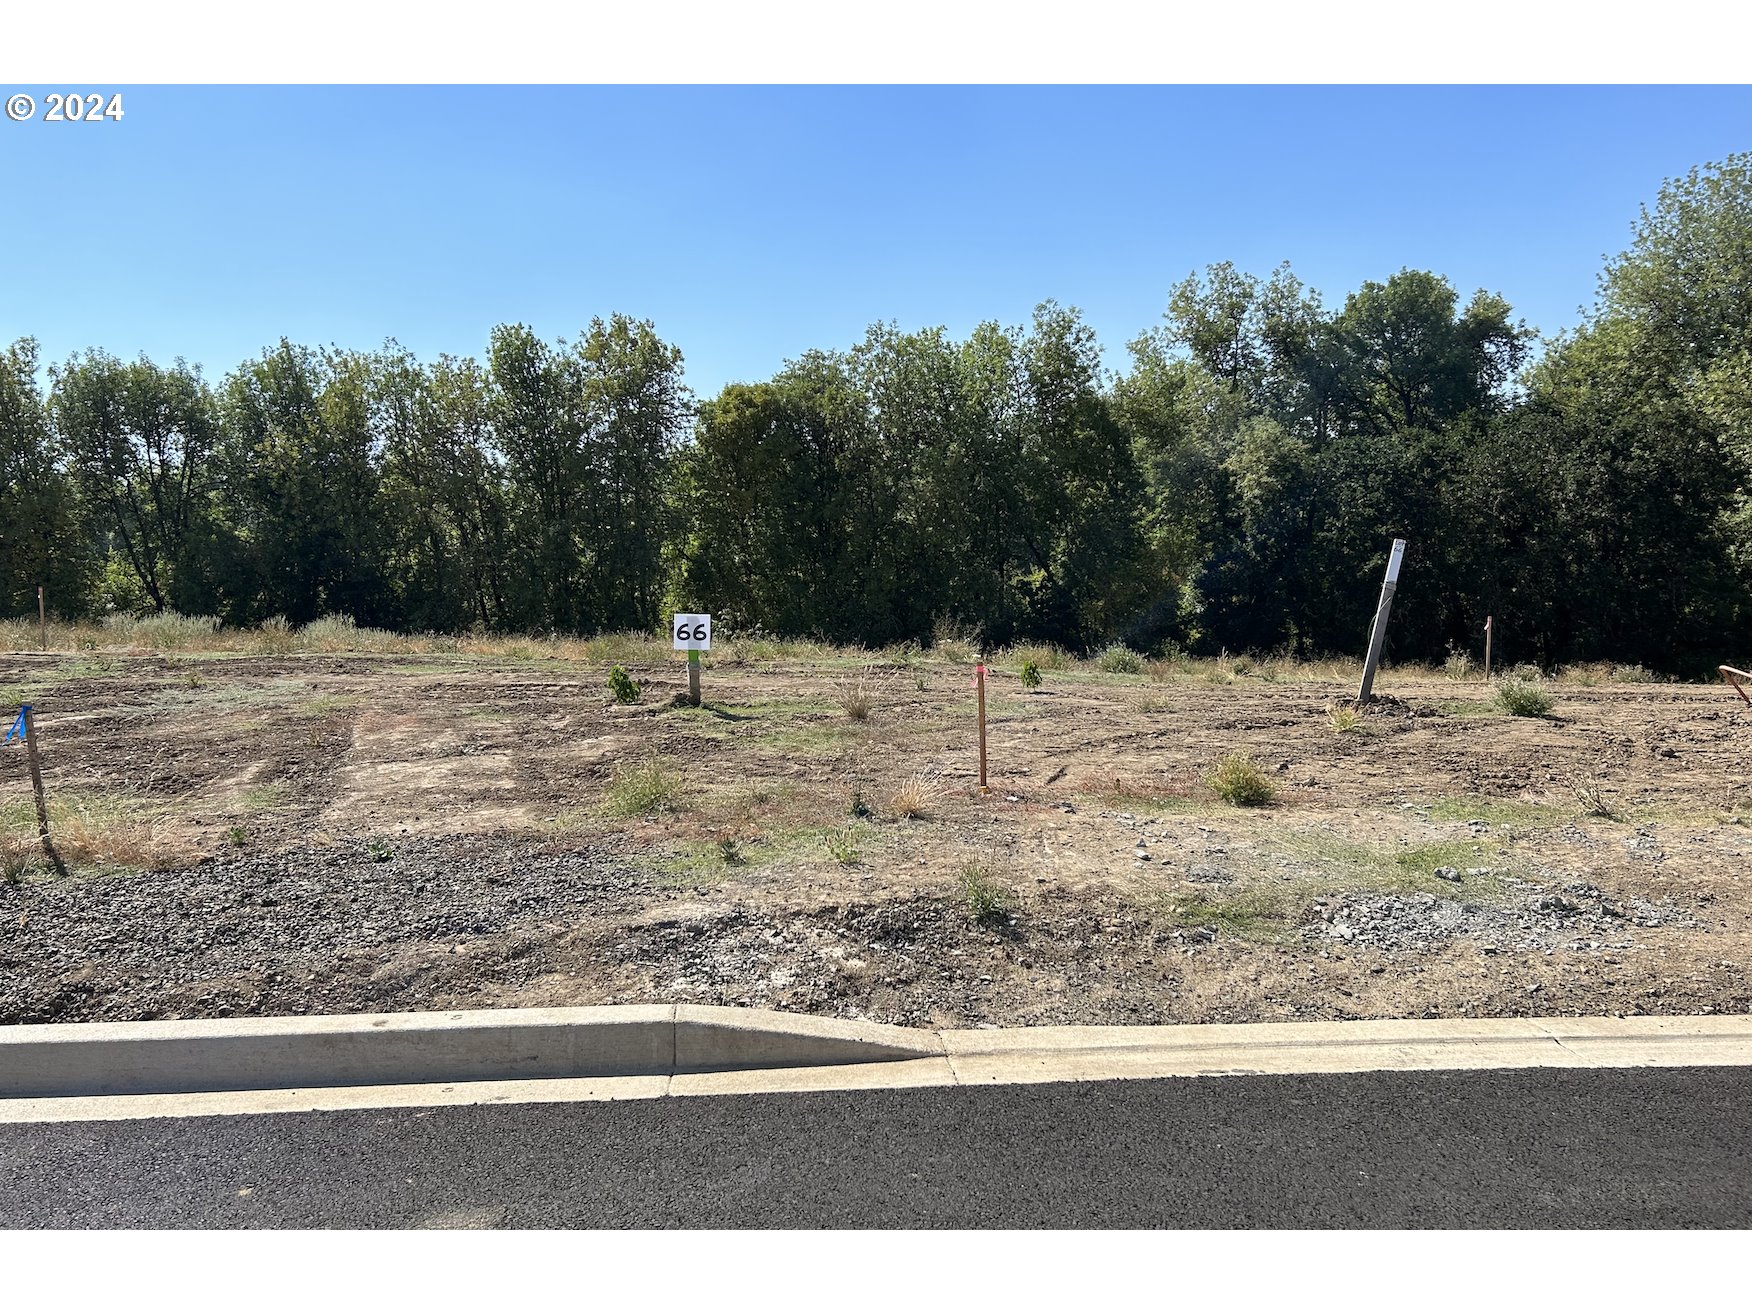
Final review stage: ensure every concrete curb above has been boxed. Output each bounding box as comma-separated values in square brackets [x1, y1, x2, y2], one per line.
[5, 1008, 1752, 1122]
[0, 1004, 942, 1099]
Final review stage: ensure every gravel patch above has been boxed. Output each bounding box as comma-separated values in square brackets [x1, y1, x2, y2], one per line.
[0, 835, 647, 1024]
[1306, 880, 1696, 954]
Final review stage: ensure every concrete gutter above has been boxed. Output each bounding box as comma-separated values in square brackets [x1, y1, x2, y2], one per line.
[4, 1008, 1752, 1123]
[0, 1004, 940, 1100]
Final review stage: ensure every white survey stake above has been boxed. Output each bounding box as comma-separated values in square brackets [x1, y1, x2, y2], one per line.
[673, 614, 712, 651]
[1384, 537, 1407, 584]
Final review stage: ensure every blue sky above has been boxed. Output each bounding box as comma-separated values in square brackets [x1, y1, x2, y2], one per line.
[3, 85, 1749, 397]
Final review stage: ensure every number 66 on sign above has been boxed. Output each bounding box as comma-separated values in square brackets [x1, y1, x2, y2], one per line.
[673, 613, 710, 706]
[672, 614, 711, 650]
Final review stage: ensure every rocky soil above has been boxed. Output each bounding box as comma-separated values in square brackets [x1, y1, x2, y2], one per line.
[2, 652, 1749, 1028]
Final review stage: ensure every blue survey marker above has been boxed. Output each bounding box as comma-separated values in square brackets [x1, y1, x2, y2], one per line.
[4, 705, 27, 744]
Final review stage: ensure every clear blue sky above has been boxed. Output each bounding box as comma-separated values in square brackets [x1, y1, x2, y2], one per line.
[3, 85, 1749, 396]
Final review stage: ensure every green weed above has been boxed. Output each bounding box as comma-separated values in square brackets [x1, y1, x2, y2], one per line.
[607, 665, 640, 704]
[1165, 889, 1281, 939]
[1494, 677, 1555, 717]
[1095, 645, 1146, 675]
[824, 828, 861, 864]
[957, 861, 1013, 923]
[1208, 753, 1277, 807]
[603, 757, 688, 817]
[1326, 702, 1363, 734]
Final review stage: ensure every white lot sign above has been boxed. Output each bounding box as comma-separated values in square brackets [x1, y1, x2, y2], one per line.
[673, 613, 712, 651]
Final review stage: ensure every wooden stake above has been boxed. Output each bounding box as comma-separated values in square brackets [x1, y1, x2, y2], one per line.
[37, 585, 46, 651]
[1483, 615, 1493, 681]
[976, 663, 989, 794]
[687, 650, 701, 707]
[19, 705, 67, 877]
[1721, 665, 1752, 707]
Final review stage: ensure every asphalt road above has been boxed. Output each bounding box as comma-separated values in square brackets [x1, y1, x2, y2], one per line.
[3, 1066, 1749, 1228]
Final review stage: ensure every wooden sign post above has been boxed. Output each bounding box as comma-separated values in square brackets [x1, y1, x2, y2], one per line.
[1356, 538, 1407, 705]
[672, 613, 711, 706]
[37, 586, 46, 651]
[975, 662, 989, 794]
[1483, 615, 1493, 681]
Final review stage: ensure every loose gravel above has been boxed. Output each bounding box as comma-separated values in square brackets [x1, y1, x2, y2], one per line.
[0, 836, 648, 1024]
[1306, 880, 1697, 954]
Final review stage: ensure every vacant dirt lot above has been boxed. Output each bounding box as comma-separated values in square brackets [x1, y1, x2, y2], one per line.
[3, 648, 1749, 1028]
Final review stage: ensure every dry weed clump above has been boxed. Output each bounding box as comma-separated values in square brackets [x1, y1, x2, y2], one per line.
[1, 791, 193, 875]
[888, 774, 936, 820]
[837, 667, 881, 720]
[1572, 778, 1623, 821]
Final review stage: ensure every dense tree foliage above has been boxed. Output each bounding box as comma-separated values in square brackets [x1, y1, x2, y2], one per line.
[6, 156, 1750, 672]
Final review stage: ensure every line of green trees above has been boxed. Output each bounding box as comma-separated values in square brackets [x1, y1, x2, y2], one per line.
[2, 156, 1748, 671]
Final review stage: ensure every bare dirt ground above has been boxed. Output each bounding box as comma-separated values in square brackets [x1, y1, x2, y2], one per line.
[2, 649, 1749, 1028]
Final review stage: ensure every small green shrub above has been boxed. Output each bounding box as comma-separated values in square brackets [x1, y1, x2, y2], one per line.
[1444, 648, 1472, 680]
[1095, 645, 1145, 675]
[1019, 659, 1042, 689]
[824, 828, 860, 864]
[367, 838, 393, 862]
[1207, 752, 1277, 807]
[1495, 677, 1554, 718]
[1326, 702, 1362, 734]
[607, 665, 640, 704]
[1613, 663, 1654, 684]
[957, 862, 1013, 922]
[226, 825, 247, 848]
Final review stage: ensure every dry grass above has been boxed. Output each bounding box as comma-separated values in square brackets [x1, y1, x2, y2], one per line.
[1001, 642, 1074, 673]
[1094, 644, 1146, 675]
[602, 757, 689, 817]
[1572, 778, 1624, 822]
[0, 790, 194, 875]
[837, 668, 879, 721]
[1086, 772, 1207, 811]
[888, 773, 935, 820]
[0, 613, 1682, 699]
